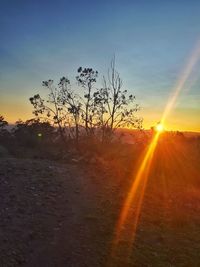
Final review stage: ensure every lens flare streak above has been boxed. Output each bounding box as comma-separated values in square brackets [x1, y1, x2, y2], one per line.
[110, 40, 200, 263]
[111, 132, 160, 257]
[161, 40, 200, 124]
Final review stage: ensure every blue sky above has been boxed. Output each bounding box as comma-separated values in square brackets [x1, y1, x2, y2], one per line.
[0, 0, 200, 130]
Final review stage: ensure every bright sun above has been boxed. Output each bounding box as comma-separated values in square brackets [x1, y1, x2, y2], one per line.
[155, 123, 164, 132]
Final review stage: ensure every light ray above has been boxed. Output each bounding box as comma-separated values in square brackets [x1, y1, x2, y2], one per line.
[161, 40, 200, 125]
[110, 132, 160, 261]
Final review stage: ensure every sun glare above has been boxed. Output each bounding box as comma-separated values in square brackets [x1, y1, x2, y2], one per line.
[155, 123, 164, 132]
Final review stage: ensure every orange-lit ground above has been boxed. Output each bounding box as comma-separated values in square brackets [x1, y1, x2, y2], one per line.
[107, 133, 200, 266]
[112, 132, 160, 256]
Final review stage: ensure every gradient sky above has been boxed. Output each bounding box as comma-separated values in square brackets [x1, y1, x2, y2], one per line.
[0, 0, 200, 131]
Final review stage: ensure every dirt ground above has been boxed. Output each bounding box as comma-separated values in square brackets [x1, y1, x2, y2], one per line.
[0, 140, 200, 267]
[0, 157, 116, 267]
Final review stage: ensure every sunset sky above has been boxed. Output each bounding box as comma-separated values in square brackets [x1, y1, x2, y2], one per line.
[1, 0, 200, 131]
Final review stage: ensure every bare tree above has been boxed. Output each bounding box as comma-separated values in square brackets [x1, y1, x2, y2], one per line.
[94, 59, 142, 142]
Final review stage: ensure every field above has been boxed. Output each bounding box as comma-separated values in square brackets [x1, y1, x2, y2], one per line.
[0, 134, 200, 267]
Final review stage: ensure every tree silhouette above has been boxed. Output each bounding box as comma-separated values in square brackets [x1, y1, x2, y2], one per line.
[94, 59, 142, 141]
[29, 61, 142, 145]
[0, 115, 8, 129]
[58, 76, 82, 143]
[76, 67, 98, 136]
[29, 80, 67, 144]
